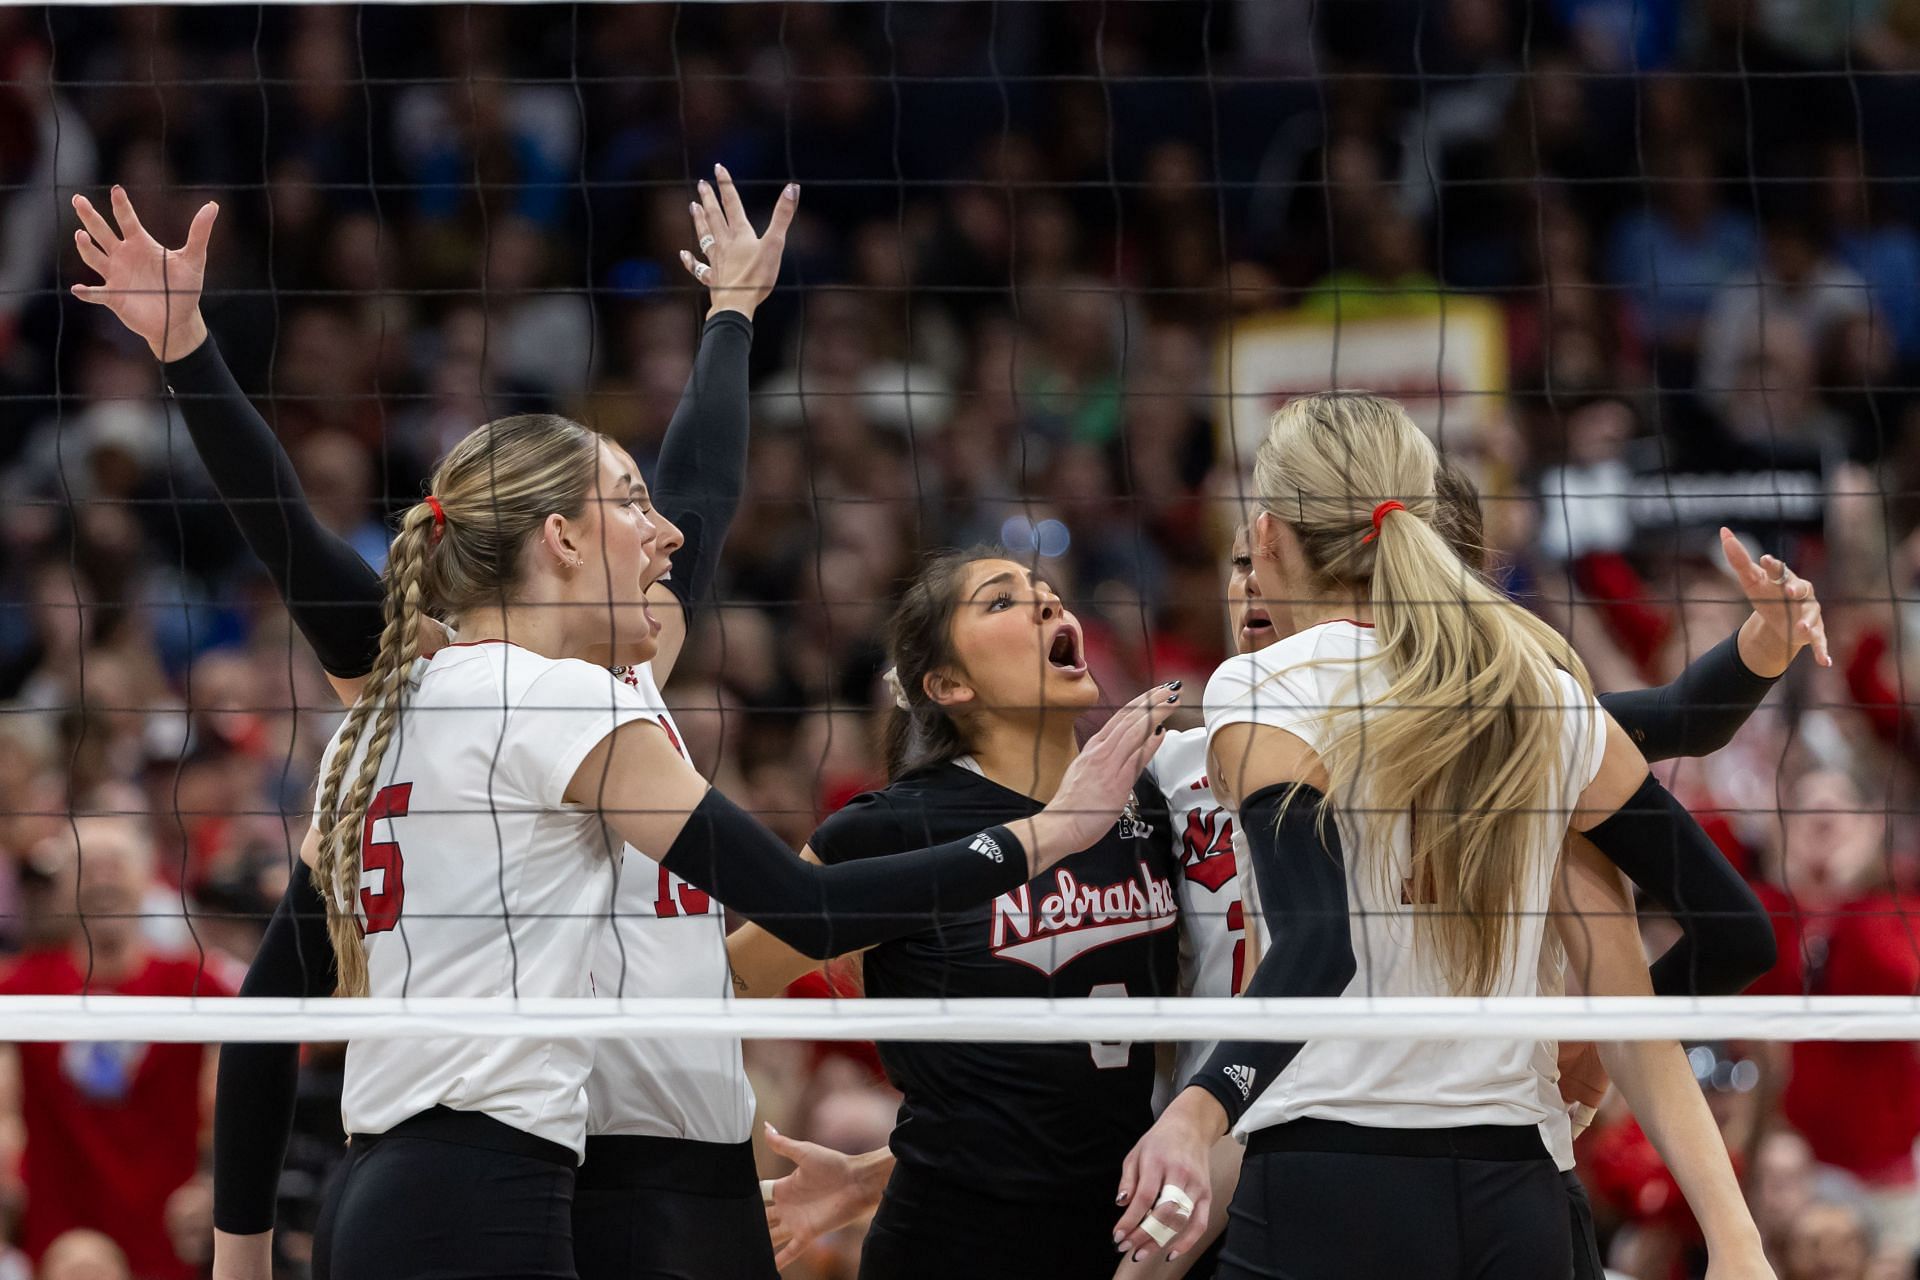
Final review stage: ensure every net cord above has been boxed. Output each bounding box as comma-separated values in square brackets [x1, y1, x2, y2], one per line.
[0, 996, 1912, 1043]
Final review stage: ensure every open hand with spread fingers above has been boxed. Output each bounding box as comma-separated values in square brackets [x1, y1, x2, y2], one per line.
[679, 164, 797, 323]
[71, 186, 219, 363]
[1720, 526, 1830, 676]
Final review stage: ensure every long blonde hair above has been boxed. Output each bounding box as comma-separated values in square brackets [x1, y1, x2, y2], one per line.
[1253, 392, 1593, 996]
[313, 414, 601, 996]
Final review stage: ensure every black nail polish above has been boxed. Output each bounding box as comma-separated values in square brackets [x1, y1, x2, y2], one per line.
[1156, 726, 1166, 736]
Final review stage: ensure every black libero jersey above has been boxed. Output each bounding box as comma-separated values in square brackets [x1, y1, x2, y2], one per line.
[810, 762, 1180, 1206]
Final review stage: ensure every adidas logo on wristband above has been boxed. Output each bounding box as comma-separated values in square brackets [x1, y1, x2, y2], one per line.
[969, 833, 1003, 863]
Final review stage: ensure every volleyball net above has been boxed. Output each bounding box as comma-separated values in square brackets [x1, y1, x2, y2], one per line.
[1, 0, 1917, 1053]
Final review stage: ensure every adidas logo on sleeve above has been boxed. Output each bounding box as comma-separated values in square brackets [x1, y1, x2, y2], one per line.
[969, 833, 1004, 863]
[1222, 1063, 1256, 1101]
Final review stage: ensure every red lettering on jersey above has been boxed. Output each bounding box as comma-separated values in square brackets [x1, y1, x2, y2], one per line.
[358, 783, 412, 934]
[1227, 898, 1247, 992]
[1189, 774, 1210, 791]
[653, 864, 713, 918]
[1181, 808, 1238, 892]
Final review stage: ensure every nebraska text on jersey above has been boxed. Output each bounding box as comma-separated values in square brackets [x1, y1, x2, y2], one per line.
[989, 863, 1179, 975]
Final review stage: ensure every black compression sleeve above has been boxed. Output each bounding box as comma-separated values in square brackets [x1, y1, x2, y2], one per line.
[162, 335, 386, 678]
[1582, 773, 1776, 996]
[1187, 785, 1357, 1129]
[213, 861, 335, 1235]
[651, 312, 753, 616]
[1599, 631, 1778, 764]
[660, 787, 1028, 959]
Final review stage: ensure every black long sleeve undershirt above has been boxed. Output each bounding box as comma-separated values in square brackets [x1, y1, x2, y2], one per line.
[1590, 634, 1781, 996]
[1579, 773, 1777, 996]
[162, 337, 385, 678]
[651, 312, 753, 613]
[661, 788, 1028, 959]
[1597, 631, 1778, 765]
[1188, 784, 1357, 1128]
[212, 861, 334, 1235]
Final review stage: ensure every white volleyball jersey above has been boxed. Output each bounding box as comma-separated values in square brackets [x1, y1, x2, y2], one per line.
[324, 640, 667, 1158]
[1149, 726, 1251, 1084]
[585, 663, 755, 1145]
[1203, 620, 1607, 1139]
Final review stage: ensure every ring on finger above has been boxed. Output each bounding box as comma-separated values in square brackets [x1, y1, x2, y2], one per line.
[698, 234, 716, 253]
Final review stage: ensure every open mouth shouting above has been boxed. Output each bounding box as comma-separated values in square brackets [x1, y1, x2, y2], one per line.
[1238, 605, 1274, 650]
[1046, 620, 1088, 677]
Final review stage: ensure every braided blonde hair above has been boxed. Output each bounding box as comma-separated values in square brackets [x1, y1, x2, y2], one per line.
[313, 414, 600, 996]
[1253, 392, 1594, 997]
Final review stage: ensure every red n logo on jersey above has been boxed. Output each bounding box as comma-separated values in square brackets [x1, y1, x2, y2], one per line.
[359, 783, 411, 934]
[653, 866, 713, 918]
[1181, 808, 1238, 892]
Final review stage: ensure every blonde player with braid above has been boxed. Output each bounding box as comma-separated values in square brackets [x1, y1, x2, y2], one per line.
[216, 414, 1175, 1278]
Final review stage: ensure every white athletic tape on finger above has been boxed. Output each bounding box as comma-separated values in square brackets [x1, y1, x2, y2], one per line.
[1155, 1184, 1194, 1215]
[760, 1178, 777, 1207]
[694, 263, 712, 280]
[699, 235, 716, 253]
[1140, 1215, 1176, 1248]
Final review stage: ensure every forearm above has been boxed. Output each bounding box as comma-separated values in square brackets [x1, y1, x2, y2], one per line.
[658, 789, 1031, 959]
[653, 312, 753, 614]
[162, 334, 386, 678]
[1598, 1039, 1764, 1253]
[726, 922, 825, 998]
[211, 1227, 274, 1280]
[1598, 630, 1777, 763]
[213, 865, 333, 1235]
[1186, 784, 1356, 1125]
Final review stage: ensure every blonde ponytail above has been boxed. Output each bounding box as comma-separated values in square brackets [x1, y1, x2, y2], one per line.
[314, 414, 602, 997]
[1253, 393, 1592, 996]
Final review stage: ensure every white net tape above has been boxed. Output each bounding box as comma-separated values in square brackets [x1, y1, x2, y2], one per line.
[4, 996, 1917, 1043]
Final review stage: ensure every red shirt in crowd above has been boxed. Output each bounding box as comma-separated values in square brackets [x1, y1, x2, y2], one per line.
[0, 948, 232, 1280]
[1749, 881, 1920, 1185]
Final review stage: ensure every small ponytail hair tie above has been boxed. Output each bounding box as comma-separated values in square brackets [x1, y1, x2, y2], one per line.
[424, 495, 447, 544]
[881, 667, 912, 710]
[1363, 499, 1406, 544]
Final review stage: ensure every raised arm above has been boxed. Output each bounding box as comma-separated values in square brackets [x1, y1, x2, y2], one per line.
[644, 166, 795, 683]
[71, 189, 388, 699]
[210, 826, 334, 1280]
[1599, 527, 1826, 763]
[575, 685, 1179, 959]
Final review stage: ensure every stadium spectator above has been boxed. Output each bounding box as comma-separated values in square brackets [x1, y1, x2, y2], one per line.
[1752, 768, 1920, 1271]
[0, 817, 230, 1280]
[35, 1230, 129, 1280]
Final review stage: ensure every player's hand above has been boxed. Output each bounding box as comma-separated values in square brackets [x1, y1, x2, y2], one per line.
[1722, 527, 1829, 676]
[761, 1124, 885, 1271]
[680, 164, 796, 323]
[1112, 1087, 1220, 1264]
[71, 186, 219, 363]
[1025, 682, 1181, 873]
[1557, 1040, 1609, 1138]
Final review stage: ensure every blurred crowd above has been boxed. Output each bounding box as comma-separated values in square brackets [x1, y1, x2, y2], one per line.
[2, 2, 1920, 1277]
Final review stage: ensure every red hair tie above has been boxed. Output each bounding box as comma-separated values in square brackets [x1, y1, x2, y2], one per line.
[1363, 499, 1405, 544]
[424, 495, 447, 544]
